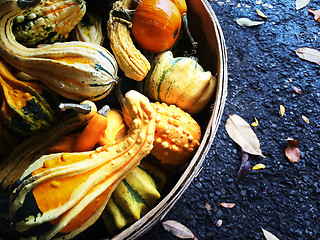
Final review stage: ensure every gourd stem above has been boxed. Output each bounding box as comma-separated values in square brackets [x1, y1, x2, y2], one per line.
[98, 105, 110, 117]
[59, 103, 91, 114]
[112, 8, 135, 23]
[182, 14, 198, 54]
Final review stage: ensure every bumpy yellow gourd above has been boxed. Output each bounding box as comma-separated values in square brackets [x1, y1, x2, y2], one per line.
[9, 90, 155, 240]
[0, 0, 118, 101]
[151, 102, 201, 165]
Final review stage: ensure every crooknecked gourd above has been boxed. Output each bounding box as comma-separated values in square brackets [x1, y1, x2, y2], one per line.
[151, 102, 201, 165]
[13, 0, 86, 47]
[108, 0, 151, 81]
[0, 58, 57, 135]
[0, 100, 97, 191]
[145, 51, 217, 114]
[0, 0, 118, 101]
[9, 90, 156, 240]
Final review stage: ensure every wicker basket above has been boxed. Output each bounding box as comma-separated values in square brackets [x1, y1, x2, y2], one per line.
[0, 0, 227, 239]
[111, 0, 228, 239]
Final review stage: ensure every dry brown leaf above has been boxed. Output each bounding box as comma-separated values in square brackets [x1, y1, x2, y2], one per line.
[205, 202, 211, 211]
[308, 8, 320, 22]
[296, 0, 310, 10]
[162, 220, 196, 239]
[262, 228, 280, 240]
[279, 105, 285, 117]
[295, 47, 320, 65]
[235, 18, 265, 27]
[256, 9, 268, 19]
[285, 138, 300, 163]
[302, 115, 310, 124]
[221, 202, 235, 208]
[226, 114, 264, 157]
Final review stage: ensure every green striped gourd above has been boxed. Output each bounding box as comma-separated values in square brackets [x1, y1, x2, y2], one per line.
[101, 160, 166, 233]
[0, 0, 118, 101]
[145, 51, 217, 114]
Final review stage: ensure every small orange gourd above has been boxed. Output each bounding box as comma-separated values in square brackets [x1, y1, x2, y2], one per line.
[131, 0, 182, 52]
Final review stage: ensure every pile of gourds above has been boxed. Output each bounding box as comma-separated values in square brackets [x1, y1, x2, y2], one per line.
[0, 0, 217, 239]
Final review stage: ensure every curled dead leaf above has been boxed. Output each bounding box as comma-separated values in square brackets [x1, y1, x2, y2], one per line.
[251, 117, 259, 127]
[235, 151, 250, 183]
[162, 220, 196, 239]
[308, 8, 320, 22]
[221, 202, 235, 208]
[279, 105, 285, 117]
[252, 163, 266, 170]
[205, 202, 211, 211]
[235, 18, 265, 27]
[296, 0, 310, 10]
[295, 47, 320, 65]
[225, 114, 264, 157]
[285, 138, 300, 163]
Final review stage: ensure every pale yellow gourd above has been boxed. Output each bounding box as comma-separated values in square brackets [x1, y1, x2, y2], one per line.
[0, 0, 118, 101]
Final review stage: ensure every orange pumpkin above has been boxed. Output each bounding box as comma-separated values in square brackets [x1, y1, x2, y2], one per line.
[131, 0, 181, 53]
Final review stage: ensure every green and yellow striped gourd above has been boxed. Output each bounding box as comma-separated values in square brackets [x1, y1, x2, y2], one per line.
[101, 160, 166, 233]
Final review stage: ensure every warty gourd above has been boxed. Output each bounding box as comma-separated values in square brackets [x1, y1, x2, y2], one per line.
[9, 90, 156, 240]
[0, 0, 118, 101]
[12, 0, 86, 47]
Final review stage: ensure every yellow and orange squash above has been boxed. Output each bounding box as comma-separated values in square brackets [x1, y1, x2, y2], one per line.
[9, 90, 155, 239]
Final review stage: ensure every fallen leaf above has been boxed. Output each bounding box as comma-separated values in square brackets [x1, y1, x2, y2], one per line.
[205, 202, 211, 211]
[302, 115, 310, 124]
[308, 8, 320, 22]
[293, 86, 302, 94]
[251, 117, 259, 127]
[235, 151, 250, 183]
[162, 220, 196, 239]
[252, 163, 266, 170]
[235, 18, 265, 27]
[285, 138, 300, 163]
[221, 202, 235, 208]
[262, 228, 280, 240]
[216, 219, 223, 227]
[295, 47, 320, 65]
[225, 114, 264, 157]
[256, 9, 268, 18]
[296, 0, 310, 10]
[279, 105, 285, 117]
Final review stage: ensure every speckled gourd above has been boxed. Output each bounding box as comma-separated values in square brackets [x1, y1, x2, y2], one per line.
[9, 90, 155, 240]
[151, 102, 201, 165]
[0, 0, 118, 101]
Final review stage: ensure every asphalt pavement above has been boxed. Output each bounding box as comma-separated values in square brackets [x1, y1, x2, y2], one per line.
[139, 0, 320, 239]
